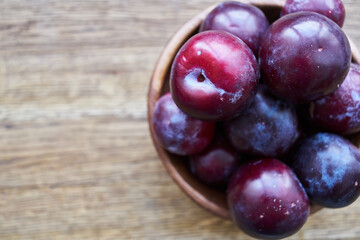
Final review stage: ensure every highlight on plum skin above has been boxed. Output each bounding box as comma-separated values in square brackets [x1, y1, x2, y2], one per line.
[170, 30, 259, 121]
[227, 158, 310, 239]
[259, 11, 351, 104]
[309, 63, 360, 135]
[225, 85, 300, 158]
[200, 1, 269, 56]
[189, 134, 242, 187]
[152, 93, 215, 156]
[291, 133, 360, 208]
[281, 0, 345, 27]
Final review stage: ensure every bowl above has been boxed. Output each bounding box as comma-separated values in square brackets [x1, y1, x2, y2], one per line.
[147, 0, 360, 220]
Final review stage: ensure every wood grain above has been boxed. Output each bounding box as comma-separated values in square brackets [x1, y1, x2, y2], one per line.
[0, 0, 360, 239]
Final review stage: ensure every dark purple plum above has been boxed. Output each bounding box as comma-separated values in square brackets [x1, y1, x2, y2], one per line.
[189, 134, 242, 187]
[259, 11, 351, 103]
[200, 1, 269, 56]
[228, 158, 310, 239]
[152, 93, 215, 155]
[292, 133, 360, 208]
[171, 30, 259, 121]
[310, 64, 360, 135]
[225, 85, 300, 157]
[282, 0, 345, 27]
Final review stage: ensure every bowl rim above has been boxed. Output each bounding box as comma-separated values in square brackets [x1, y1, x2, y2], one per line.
[147, 0, 360, 220]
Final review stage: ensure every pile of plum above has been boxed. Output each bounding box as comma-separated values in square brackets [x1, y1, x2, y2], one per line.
[152, 0, 360, 239]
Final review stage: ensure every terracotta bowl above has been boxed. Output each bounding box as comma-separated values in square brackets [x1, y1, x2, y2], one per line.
[147, 0, 360, 220]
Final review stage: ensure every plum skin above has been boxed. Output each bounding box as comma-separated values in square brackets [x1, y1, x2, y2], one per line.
[291, 133, 360, 208]
[189, 136, 241, 187]
[310, 63, 360, 135]
[227, 158, 310, 239]
[281, 0, 345, 27]
[170, 30, 259, 121]
[259, 11, 351, 104]
[200, 1, 269, 56]
[152, 93, 215, 155]
[225, 85, 300, 157]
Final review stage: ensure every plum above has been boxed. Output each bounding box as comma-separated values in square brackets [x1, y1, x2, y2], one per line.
[228, 158, 310, 239]
[282, 0, 345, 27]
[259, 11, 351, 103]
[225, 85, 300, 157]
[153, 93, 215, 155]
[310, 63, 360, 135]
[189, 135, 242, 187]
[292, 133, 360, 208]
[171, 30, 259, 121]
[200, 1, 269, 56]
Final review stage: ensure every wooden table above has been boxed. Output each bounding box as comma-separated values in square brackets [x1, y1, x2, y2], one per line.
[0, 0, 359, 239]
